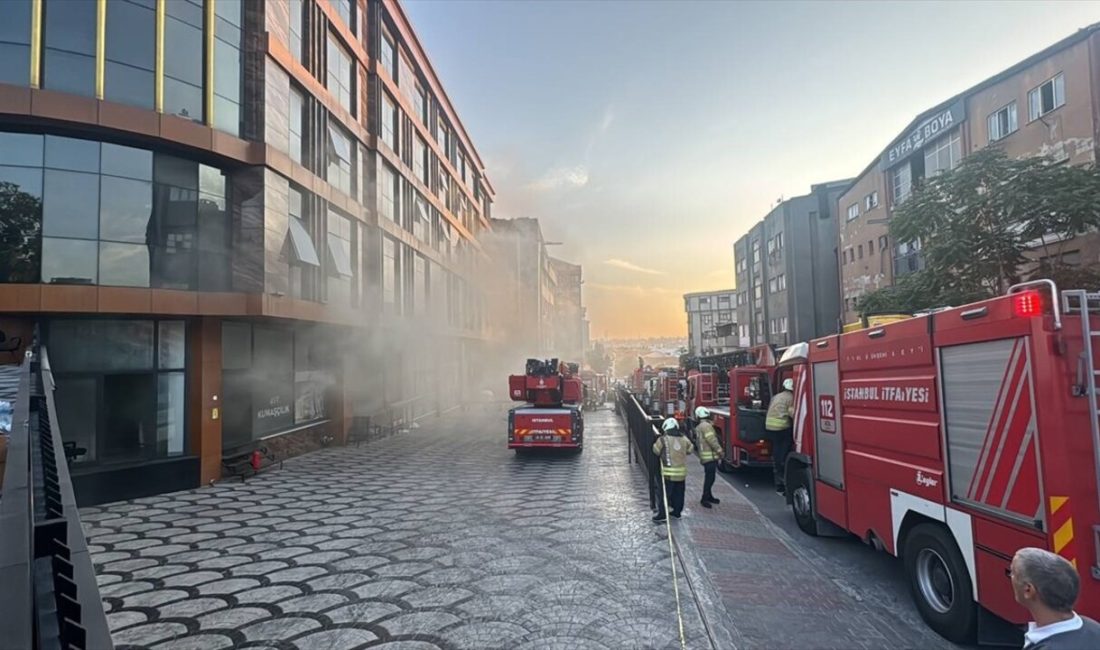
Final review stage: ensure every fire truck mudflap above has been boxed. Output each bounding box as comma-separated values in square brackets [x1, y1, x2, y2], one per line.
[508, 407, 583, 449]
[785, 281, 1100, 645]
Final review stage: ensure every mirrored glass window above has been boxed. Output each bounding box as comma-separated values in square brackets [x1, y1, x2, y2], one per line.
[41, 237, 97, 285]
[99, 241, 151, 287]
[0, 0, 32, 86]
[105, 0, 155, 109]
[43, 0, 96, 96]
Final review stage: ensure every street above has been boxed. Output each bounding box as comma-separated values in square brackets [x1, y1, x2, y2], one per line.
[81, 408, 711, 650]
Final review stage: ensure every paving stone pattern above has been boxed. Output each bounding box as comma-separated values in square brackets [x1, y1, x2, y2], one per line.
[82, 409, 710, 649]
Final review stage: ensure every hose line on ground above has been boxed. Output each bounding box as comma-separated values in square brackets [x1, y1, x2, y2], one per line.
[659, 471, 688, 650]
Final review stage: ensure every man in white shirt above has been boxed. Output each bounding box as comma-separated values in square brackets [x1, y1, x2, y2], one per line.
[1010, 547, 1100, 649]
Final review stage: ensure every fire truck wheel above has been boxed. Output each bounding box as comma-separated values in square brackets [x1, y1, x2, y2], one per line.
[787, 465, 818, 536]
[903, 523, 977, 644]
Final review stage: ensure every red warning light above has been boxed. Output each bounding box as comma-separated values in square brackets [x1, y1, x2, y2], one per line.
[1013, 291, 1042, 318]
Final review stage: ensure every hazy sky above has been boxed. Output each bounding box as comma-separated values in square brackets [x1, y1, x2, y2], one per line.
[404, 0, 1100, 339]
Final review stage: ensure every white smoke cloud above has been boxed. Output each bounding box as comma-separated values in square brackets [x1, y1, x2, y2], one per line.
[603, 259, 665, 275]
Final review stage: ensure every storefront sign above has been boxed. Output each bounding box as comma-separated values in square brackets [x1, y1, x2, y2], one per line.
[253, 392, 294, 434]
[880, 100, 964, 169]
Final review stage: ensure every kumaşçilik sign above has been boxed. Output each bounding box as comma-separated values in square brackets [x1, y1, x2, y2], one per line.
[879, 99, 965, 169]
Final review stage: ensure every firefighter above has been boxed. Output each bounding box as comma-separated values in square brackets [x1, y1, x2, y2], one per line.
[693, 406, 723, 508]
[652, 417, 694, 522]
[765, 377, 795, 495]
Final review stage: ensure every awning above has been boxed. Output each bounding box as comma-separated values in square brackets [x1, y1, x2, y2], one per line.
[287, 216, 321, 266]
[327, 233, 353, 278]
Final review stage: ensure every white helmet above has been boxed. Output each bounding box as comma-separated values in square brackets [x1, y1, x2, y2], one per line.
[694, 406, 711, 420]
[661, 417, 679, 432]
[783, 378, 794, 391]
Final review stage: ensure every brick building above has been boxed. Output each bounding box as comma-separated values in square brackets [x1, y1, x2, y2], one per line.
[838, 23, 1100, 325]
[0, 0, 493, 503]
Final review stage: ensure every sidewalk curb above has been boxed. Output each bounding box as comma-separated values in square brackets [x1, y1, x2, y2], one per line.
[670, 523, 745, 650]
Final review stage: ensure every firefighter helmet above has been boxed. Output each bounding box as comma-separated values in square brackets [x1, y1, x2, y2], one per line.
[661, 417, 679, 432]
[694, 406, 711, 420]
[783, 378, 794, 391]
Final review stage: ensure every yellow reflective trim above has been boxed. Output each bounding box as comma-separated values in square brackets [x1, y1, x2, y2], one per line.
[1053, 517, 1074, 554]
[1049, 495, 1068, 515]
[204, 0, 214, 125]
[30, 0, 41, 87]
[155, 0, 164, 111]
[95, 0, 105, 99]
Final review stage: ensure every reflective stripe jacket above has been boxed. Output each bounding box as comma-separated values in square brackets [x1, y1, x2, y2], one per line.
[695, 421, 723, 463]
[653, 433, 694, 481]
[765, 390, 794, 431]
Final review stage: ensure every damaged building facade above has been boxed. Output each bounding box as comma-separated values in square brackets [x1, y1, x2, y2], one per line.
[838, 23, 1100, 325]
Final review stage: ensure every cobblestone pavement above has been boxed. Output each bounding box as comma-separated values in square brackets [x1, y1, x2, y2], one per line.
[81, 407, 711, 650]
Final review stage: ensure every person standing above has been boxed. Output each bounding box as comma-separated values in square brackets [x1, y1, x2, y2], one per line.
[1011, 547, 1100, 649]
[765, 377, 795, 495]
[652, 417, 694, 522]
[693, 407, 723, 508]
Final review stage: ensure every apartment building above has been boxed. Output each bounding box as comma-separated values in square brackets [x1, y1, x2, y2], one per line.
[838, 23, 1100, 324]
[734, 181, 848, 348]
[0, 0, 492, 504]
[683, 289, 737, 355]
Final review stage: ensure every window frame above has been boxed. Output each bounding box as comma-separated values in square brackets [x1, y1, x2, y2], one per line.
[1028, 73, 1065, 122]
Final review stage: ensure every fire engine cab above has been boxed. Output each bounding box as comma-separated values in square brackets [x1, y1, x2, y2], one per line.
[684, 347, 777, 470]
[777, 281, 1099, 642]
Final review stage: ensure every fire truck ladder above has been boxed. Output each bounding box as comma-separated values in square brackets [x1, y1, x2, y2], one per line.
[1062, 288, 1100, 580]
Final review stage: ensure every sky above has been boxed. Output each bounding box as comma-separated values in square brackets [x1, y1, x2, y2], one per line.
[403, 0, 1100, 339]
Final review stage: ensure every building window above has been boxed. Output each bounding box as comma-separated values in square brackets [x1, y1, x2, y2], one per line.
[414, 83, 427, 125]
[381, 92, 398, 151]
[43, 0, 97, 97]
[891, 163, 912, 206]
[751, 239, 760, 264]
[105, 0, 155, 109]
[50, 319, 187, 467]
[327, 33, 353, 115]
[775, 232, 783, 250]
[413, 253, 427, 315]
[0, 0, 32, 86]
[925, 130, 962, 177]
[414, 136, 427, 186]
[383, 236, 398, 309]
[380, 27, 396, 79]
[379, 162, 397, 222]
[858, 244, 864, 260]
[294, 332, 331, 426]
[702, 314, 712, 326]
[865, 191, 879, 210]
[841, 250, 847, 266]
[779, 317, 788, 333]
[868, 239, 875, 255]
[847, 203, 859, 221]
[164, 0, 204, 122]
[326, 209, 354, 307]
[988, 102, 1018, 142]
[287, 187, 321, 301]
[326, 123, 353, 195]
[212, 0, 242, 135]
[879, 235, 889, 252]
[333, 0, 353, 32]
[289, 88, 304, 164]
[413, 194, 429, 242]
[768, 277, 777, 294]
[1028, 73, 1065, 121]
[776, 274, 786, 291]
[4, 134, 230, 289]
[753, 284, 762, 300]
[288, 0, 303, 62]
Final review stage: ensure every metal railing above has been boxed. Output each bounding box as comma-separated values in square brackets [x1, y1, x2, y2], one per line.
[0, 343, 112, 649]
[617, 387, 664, 510]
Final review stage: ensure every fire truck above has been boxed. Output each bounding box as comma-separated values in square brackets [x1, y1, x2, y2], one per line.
[631, 359, 656, 395]
[507, 358, 584, 450]
[684, 346, 777, 470]
[771, 281, 1099, 642]
[644, 367, 685, 418]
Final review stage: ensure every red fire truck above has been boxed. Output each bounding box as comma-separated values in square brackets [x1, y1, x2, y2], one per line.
[773, 281, 1099, 642]
[644, 367, 685, 418]
[507, 359, 584, 450]
[685, 347, 777, 470]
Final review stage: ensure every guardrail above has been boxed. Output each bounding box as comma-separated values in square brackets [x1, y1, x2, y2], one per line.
[616, 387, 664, 510]
[0, 344, 112, 649]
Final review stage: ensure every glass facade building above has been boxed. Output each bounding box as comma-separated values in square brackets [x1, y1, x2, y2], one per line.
[0, 0, 494, 505]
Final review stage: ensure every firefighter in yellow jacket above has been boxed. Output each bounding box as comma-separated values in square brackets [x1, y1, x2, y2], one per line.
[653, 417, 694, 522]
[765, 377, 795, 495]
[694, 407, 723, 509]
